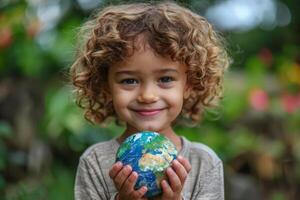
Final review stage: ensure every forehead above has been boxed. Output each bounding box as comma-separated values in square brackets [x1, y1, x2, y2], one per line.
[108, 34, 187, 75]
[113, 46, 184, 72]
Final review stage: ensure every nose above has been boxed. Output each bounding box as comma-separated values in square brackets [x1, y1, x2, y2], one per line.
[137, 85, 159, 103]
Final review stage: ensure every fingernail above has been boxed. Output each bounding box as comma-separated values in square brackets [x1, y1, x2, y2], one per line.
[116, 161, 122, 165]
[115, 161, 122, 168]
[173, 159, 179, 165]
[161, 180, 168, 187]
[142, 186, 147, 192]
[132, 171, 138, 177]
[178, 155, 183, 159]
[167, 167, 172, 173]
[125, 165, 132, 171]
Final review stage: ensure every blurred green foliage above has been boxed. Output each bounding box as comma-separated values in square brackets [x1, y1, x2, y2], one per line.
[0, 0, 299, 200]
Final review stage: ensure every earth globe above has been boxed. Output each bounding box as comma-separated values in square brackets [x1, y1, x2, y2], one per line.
[116, 131, 178, 198]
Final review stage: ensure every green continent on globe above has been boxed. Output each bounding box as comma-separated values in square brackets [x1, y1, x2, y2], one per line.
[116, 131, 177, 198]
[116, 141, 130, 158]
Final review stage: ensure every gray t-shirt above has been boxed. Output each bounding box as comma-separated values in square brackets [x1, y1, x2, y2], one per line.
[75, 136, 224, 200]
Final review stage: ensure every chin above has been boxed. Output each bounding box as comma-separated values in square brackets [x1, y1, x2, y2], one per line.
[135, 124, 162, 132]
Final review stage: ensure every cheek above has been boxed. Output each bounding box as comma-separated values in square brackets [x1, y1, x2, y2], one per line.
[111, 89, 133, 108]
[111, 93, 127, 120]
[112, 93, 125, 108]
[164, 89, 184, 107]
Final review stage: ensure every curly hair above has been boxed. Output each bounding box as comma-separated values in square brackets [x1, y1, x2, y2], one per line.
[70, 1, 230, 125]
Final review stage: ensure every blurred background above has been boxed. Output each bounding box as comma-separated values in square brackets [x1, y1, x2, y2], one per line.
[0, 0, 299, 199]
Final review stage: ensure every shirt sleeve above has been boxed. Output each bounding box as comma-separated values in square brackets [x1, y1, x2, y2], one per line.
[74, 156, 117, 200]
[194, 161, 224, 200]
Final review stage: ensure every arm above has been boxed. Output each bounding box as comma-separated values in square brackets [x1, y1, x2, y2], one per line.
[194, 161, 224, 200]
[75, 157, 118, 200]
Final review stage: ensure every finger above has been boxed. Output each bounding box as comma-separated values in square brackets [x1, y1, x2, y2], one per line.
[121, 171, 138, 195]
[109, 161, 123, 179]
[160, 179, 173, 198]
[130, 186, 148, 199]
[114, 165, 132, 190]
[166, 167, 182, 192]
[177, 156, 192, 173]
[172, 159, 188, 184]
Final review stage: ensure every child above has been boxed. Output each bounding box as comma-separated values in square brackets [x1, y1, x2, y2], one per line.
[71, 1, 229, 200]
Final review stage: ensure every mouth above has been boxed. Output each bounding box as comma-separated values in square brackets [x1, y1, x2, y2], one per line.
[132, 108, 165, 117]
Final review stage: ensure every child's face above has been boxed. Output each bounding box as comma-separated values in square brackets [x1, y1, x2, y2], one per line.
[108, 45, 190, 134]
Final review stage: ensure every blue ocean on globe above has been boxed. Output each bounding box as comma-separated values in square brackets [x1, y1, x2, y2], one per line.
[116, 131, 177, 198]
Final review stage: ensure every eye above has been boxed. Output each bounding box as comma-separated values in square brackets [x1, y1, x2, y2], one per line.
[120, 78, 138, 85]
[159, 76, 174, 83]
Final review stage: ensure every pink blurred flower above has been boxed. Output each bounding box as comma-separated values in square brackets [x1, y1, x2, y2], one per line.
[0, 27, 13, 49]
[281, 93, 300, 113]
[249, 88, 269, 111]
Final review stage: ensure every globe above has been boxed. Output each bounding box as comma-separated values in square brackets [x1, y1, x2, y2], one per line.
[116, 131, 177, 198]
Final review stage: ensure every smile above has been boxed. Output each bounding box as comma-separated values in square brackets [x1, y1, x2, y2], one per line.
[132, 108, 165, 117]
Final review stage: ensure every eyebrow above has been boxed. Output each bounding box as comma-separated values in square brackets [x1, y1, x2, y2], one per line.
[115, 68, 179, 75]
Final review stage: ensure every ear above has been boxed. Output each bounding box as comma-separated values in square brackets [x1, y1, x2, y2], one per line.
[105, 91, 112, 102]
[183, 83, 192, 99]
[103, 82, 113, 101]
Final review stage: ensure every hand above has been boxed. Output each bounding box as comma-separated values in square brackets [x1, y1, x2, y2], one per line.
[153, 156, 191, 200]
[109, 161, 148, 200]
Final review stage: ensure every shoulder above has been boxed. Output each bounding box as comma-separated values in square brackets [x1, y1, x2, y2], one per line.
[189, 140, 221, 164]
[181, 137, 222, 170]
[80, 139, 119, 162]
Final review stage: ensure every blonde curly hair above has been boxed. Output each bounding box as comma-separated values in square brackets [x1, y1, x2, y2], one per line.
[70, 1, 230, 124]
